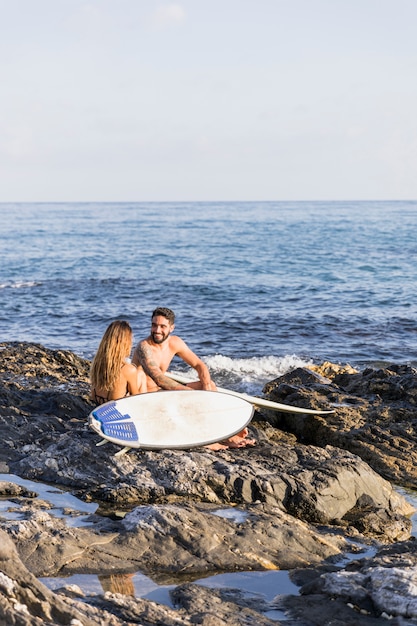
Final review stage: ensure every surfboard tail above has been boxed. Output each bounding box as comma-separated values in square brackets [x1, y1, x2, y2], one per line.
[166, 371, 335, 415]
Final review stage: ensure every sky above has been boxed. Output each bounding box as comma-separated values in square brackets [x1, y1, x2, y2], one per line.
[1, 0, 416, 202]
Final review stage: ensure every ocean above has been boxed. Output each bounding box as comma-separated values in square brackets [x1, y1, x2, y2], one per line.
[2, 199, 417, 607]
[1, 200, 417, 394]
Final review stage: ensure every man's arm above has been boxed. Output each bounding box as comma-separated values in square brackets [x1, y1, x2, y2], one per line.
[132, 341, 189, 391]
[175, 339, 216, 391]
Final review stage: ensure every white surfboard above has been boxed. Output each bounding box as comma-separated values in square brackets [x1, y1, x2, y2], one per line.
[166, 371, 335, 415]
[88, 390, 254, 451]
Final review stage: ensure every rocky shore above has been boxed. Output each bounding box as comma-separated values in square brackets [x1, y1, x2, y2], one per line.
[1, 341, 417, 625]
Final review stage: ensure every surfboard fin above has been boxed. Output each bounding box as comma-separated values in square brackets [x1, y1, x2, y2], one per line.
[114, 446, 132, 457]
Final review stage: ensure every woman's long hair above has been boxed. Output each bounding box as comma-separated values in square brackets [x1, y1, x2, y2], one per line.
[90, 320, 133, 392]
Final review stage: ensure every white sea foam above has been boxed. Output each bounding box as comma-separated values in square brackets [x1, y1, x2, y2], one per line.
[206, 354, 312, 380]
[177, 354, 314, 395]
[0, 281, 39, 289]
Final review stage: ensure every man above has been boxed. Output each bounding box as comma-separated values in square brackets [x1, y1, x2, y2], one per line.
[132, 307, 216, 393]
[132, 307, 255, 448]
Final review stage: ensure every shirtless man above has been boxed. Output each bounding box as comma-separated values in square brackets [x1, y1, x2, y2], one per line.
[132, 307, 255, 448]
[132, 307, 215, 393]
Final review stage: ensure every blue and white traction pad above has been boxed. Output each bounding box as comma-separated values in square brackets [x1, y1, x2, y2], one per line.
[92, 402, 139, 442]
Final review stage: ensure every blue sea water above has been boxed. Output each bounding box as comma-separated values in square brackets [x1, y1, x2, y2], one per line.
[1, 200, 417, 393]
[2, 200, 417, 607]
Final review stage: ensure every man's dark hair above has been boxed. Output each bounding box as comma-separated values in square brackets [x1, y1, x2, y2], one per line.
[152, 307, 175, 324]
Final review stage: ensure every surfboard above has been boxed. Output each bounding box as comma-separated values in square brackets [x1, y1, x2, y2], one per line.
[166, 371, 335, 415]
[88, 389, 254, 452]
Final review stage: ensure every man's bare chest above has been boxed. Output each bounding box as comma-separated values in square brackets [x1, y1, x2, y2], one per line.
[149, 343, 176, 371]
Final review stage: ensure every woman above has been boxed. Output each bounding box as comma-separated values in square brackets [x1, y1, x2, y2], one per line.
[90, 320, 147, 405]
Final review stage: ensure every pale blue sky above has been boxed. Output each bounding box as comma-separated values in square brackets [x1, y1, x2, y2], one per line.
[1, 0, 416, 201]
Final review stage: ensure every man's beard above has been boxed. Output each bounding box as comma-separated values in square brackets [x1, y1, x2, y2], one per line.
[151, 332, 169, 344]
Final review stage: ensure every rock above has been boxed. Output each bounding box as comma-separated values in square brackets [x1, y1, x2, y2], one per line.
[171, 583, 275, 625]
[0, 341, 91, 387]
[0, 529, 97, 626]
[10, 427, 412, 543]
[262, 364, 417, 490]
[1, 343, 417, 625]
[309, 361, 359, 378]
[278, 540, 417, 625]
[0, 342, 92, 471]
[0, 522, 197, 625]
[0, 501, 348, 578]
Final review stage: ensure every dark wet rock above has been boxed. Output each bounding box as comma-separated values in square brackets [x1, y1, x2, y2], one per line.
[9, 426, 413, 543]
[0, 347, 411, 545]
[1, 342, 417, 625]
[263, 363, 417, 490]
[0, 342, 93, 472]
[0, 341, 91, 388]
[0, 343, 410, 545]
